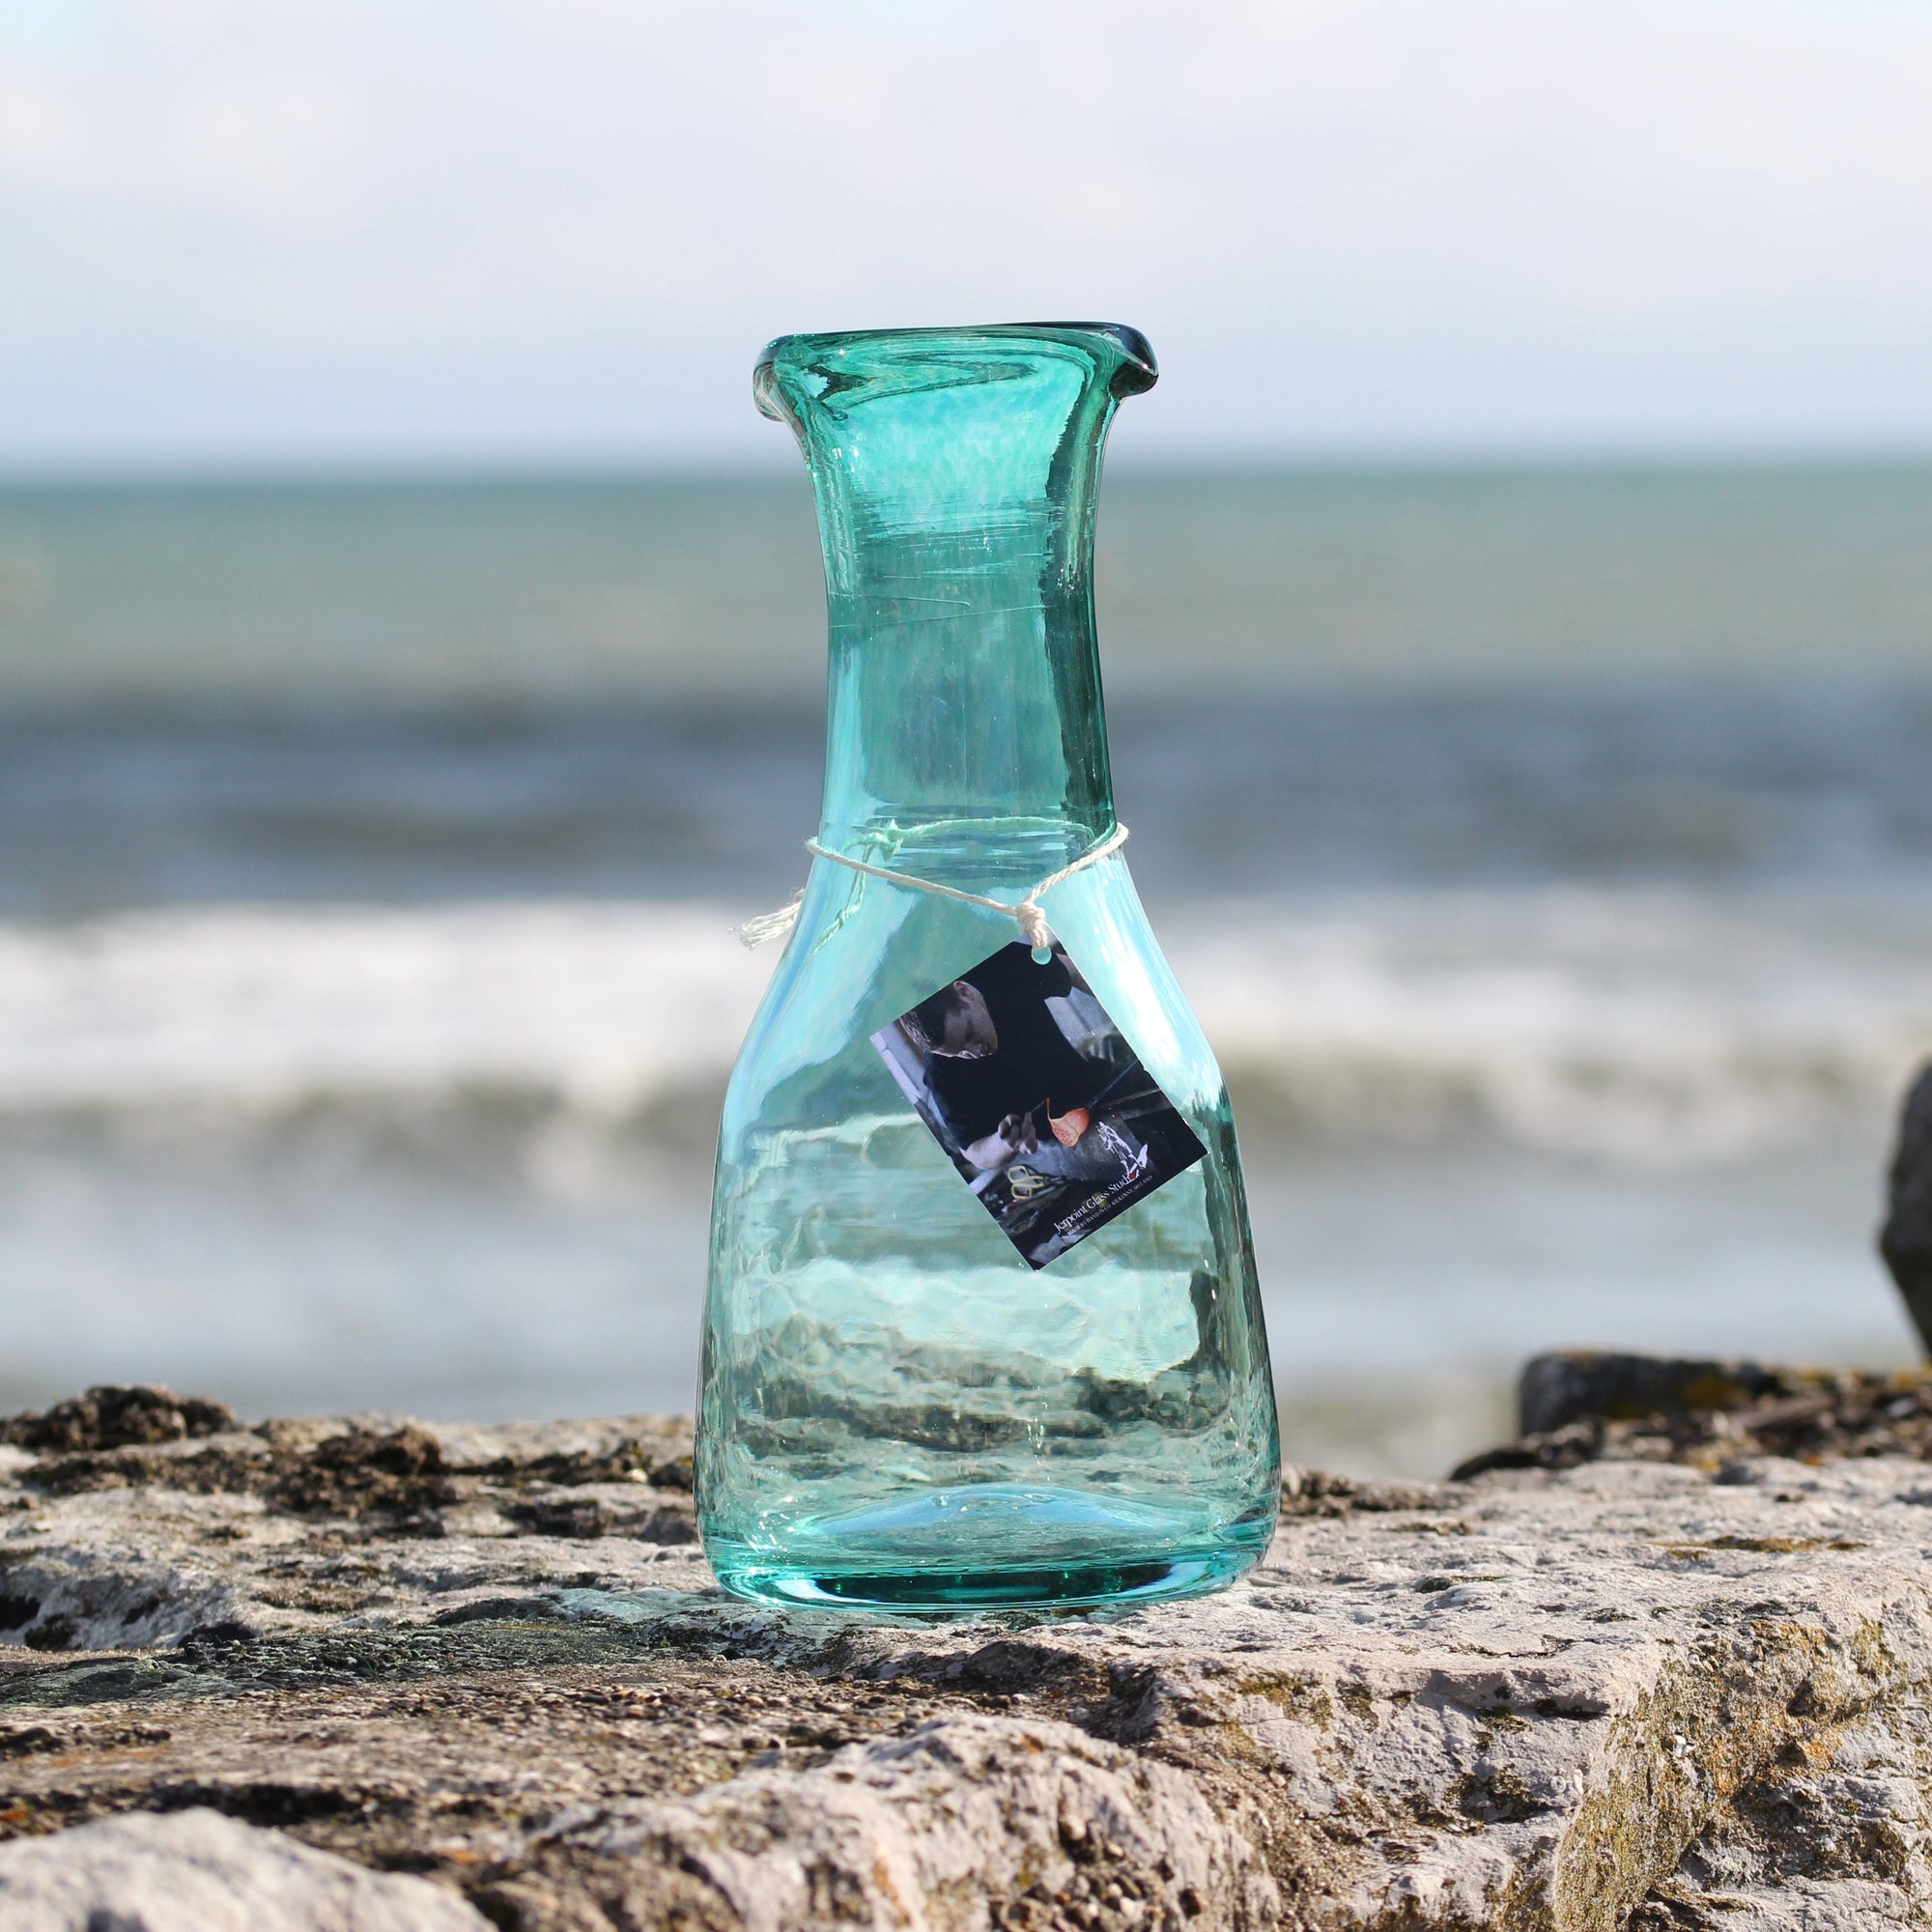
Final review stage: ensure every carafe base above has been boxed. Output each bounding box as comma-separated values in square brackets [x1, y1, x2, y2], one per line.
[704, 1481, 1272, 1614]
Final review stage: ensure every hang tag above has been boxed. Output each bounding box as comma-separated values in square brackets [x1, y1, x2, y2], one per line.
[869, 938, 1207, 1270]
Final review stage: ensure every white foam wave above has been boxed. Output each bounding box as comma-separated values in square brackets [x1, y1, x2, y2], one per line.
[2, 892, 1928, 1169]
[1186, 891, 1932, 1164]
[0, 902, 770, 1116]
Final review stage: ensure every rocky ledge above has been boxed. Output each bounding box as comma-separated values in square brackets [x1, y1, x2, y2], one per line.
[5, 1370, 1932, 1931]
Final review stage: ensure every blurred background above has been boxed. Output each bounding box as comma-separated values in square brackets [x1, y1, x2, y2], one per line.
[4, 0, 1932, 1472]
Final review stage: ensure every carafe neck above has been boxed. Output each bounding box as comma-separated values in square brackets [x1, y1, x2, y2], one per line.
[756, 324, 1155, 887]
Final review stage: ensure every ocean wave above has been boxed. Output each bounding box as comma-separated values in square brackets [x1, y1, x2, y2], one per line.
[1190, 892, 1932, 1164]
[1, 893, 1927, 1178]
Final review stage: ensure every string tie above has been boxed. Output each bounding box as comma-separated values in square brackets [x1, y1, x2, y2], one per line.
[735, 824, 1130, 951]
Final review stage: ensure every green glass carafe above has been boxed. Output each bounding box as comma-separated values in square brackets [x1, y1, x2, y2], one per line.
[696, 323, 1279, 1612]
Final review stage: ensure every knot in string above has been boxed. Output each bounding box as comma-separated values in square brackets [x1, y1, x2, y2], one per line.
[1014, 897, 1051, 951]
[735, 823, 1130, 952]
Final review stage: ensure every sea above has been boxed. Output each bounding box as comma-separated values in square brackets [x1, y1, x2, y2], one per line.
[4, 465, 1932, 1475]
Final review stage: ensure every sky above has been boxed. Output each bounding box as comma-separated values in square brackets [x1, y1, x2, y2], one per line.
[2, 0, 1931, 469]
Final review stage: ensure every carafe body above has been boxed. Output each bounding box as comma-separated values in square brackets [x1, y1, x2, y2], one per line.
[696, 324, 1279, 1611]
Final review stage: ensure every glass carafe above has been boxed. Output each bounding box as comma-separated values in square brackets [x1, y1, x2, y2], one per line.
[696, 323, 1278, 1611]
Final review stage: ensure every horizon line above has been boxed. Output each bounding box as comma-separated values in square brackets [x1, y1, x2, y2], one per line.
[8, 443, 1932, 491]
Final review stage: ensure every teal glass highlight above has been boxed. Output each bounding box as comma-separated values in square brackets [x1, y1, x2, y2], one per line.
[696, 324, 1279, 1612]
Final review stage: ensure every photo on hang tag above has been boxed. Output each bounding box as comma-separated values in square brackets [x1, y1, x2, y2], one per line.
[869, 937, 1207, 1270]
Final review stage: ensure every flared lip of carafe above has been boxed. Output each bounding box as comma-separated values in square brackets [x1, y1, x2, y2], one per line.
[753, 321, 1158, 417]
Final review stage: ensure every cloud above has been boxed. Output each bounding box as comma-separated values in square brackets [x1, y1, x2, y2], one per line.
[3, 0, 1931, 464]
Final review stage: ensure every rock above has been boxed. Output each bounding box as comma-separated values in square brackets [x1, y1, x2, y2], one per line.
[573, 1714, 1275, 1932]
[1516, 1349, 1796, 1437]
[1278, 1466, 1456, 1517]
[0, 1408, 699, 1651]
[1882, 1061, 1932, 1353]
[8, 1391, 1932, 1926]
[0, 1385, 237, 1453]
[0, 1805, 490, 1930]
[1458, 1349, 1932, 1480]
